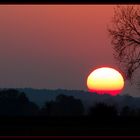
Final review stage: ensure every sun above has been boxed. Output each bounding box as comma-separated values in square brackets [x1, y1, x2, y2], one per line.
[87, 67, 124, 96]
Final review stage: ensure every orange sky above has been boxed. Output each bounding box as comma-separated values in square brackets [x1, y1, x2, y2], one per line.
[0, 5, 138, 96]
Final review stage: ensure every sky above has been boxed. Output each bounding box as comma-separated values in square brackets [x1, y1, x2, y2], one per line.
[0, 5, 139, 96]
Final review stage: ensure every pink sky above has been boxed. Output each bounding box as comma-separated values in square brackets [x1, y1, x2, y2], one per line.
[0, 5, 138, 96]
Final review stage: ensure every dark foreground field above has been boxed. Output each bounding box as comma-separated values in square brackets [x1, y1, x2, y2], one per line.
[0, 116, 140, 136]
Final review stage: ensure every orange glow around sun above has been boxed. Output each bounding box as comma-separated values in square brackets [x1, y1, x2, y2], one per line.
[87, 67, 124, 96]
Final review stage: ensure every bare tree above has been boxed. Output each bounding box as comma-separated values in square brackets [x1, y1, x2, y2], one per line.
[108, 6, 140, 81]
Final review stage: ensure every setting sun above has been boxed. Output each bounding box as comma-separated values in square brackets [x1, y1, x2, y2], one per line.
[87, 67, 124, 96]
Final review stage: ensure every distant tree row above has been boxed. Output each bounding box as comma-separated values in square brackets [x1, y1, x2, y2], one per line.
[0, 89, 85, 116]
[0, 89, 140, 118]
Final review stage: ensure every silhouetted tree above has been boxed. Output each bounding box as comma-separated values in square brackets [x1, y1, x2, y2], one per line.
[41, 94, 85, 116]
[0, 89, 39, 116]
[88, 102, 118, 118]
[108, 6, 140, 80]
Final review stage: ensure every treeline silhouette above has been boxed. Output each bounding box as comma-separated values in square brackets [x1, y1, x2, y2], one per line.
[0, 88, 140, 118]
[0, 89, 140, 135]
[0, 89, 39, 116]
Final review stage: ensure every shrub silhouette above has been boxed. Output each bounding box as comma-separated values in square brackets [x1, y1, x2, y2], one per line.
[41, 94, 85, 116]
[88, 102, 118, 118]
[120, 106, 137, 117]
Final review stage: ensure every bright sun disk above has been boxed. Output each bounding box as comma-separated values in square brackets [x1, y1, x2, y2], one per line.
[87, 67, 124, 96]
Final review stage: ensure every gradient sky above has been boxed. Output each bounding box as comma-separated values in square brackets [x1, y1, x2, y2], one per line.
[0, 5, 139, 96]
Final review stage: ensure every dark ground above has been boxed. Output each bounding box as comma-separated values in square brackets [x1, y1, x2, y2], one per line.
[0, 116, 140, 136]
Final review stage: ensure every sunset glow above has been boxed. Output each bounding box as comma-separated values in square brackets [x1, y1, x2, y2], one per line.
[87, 67, 124, 96]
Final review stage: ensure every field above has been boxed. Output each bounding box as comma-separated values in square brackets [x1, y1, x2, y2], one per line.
[0, 116, 140, 136]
